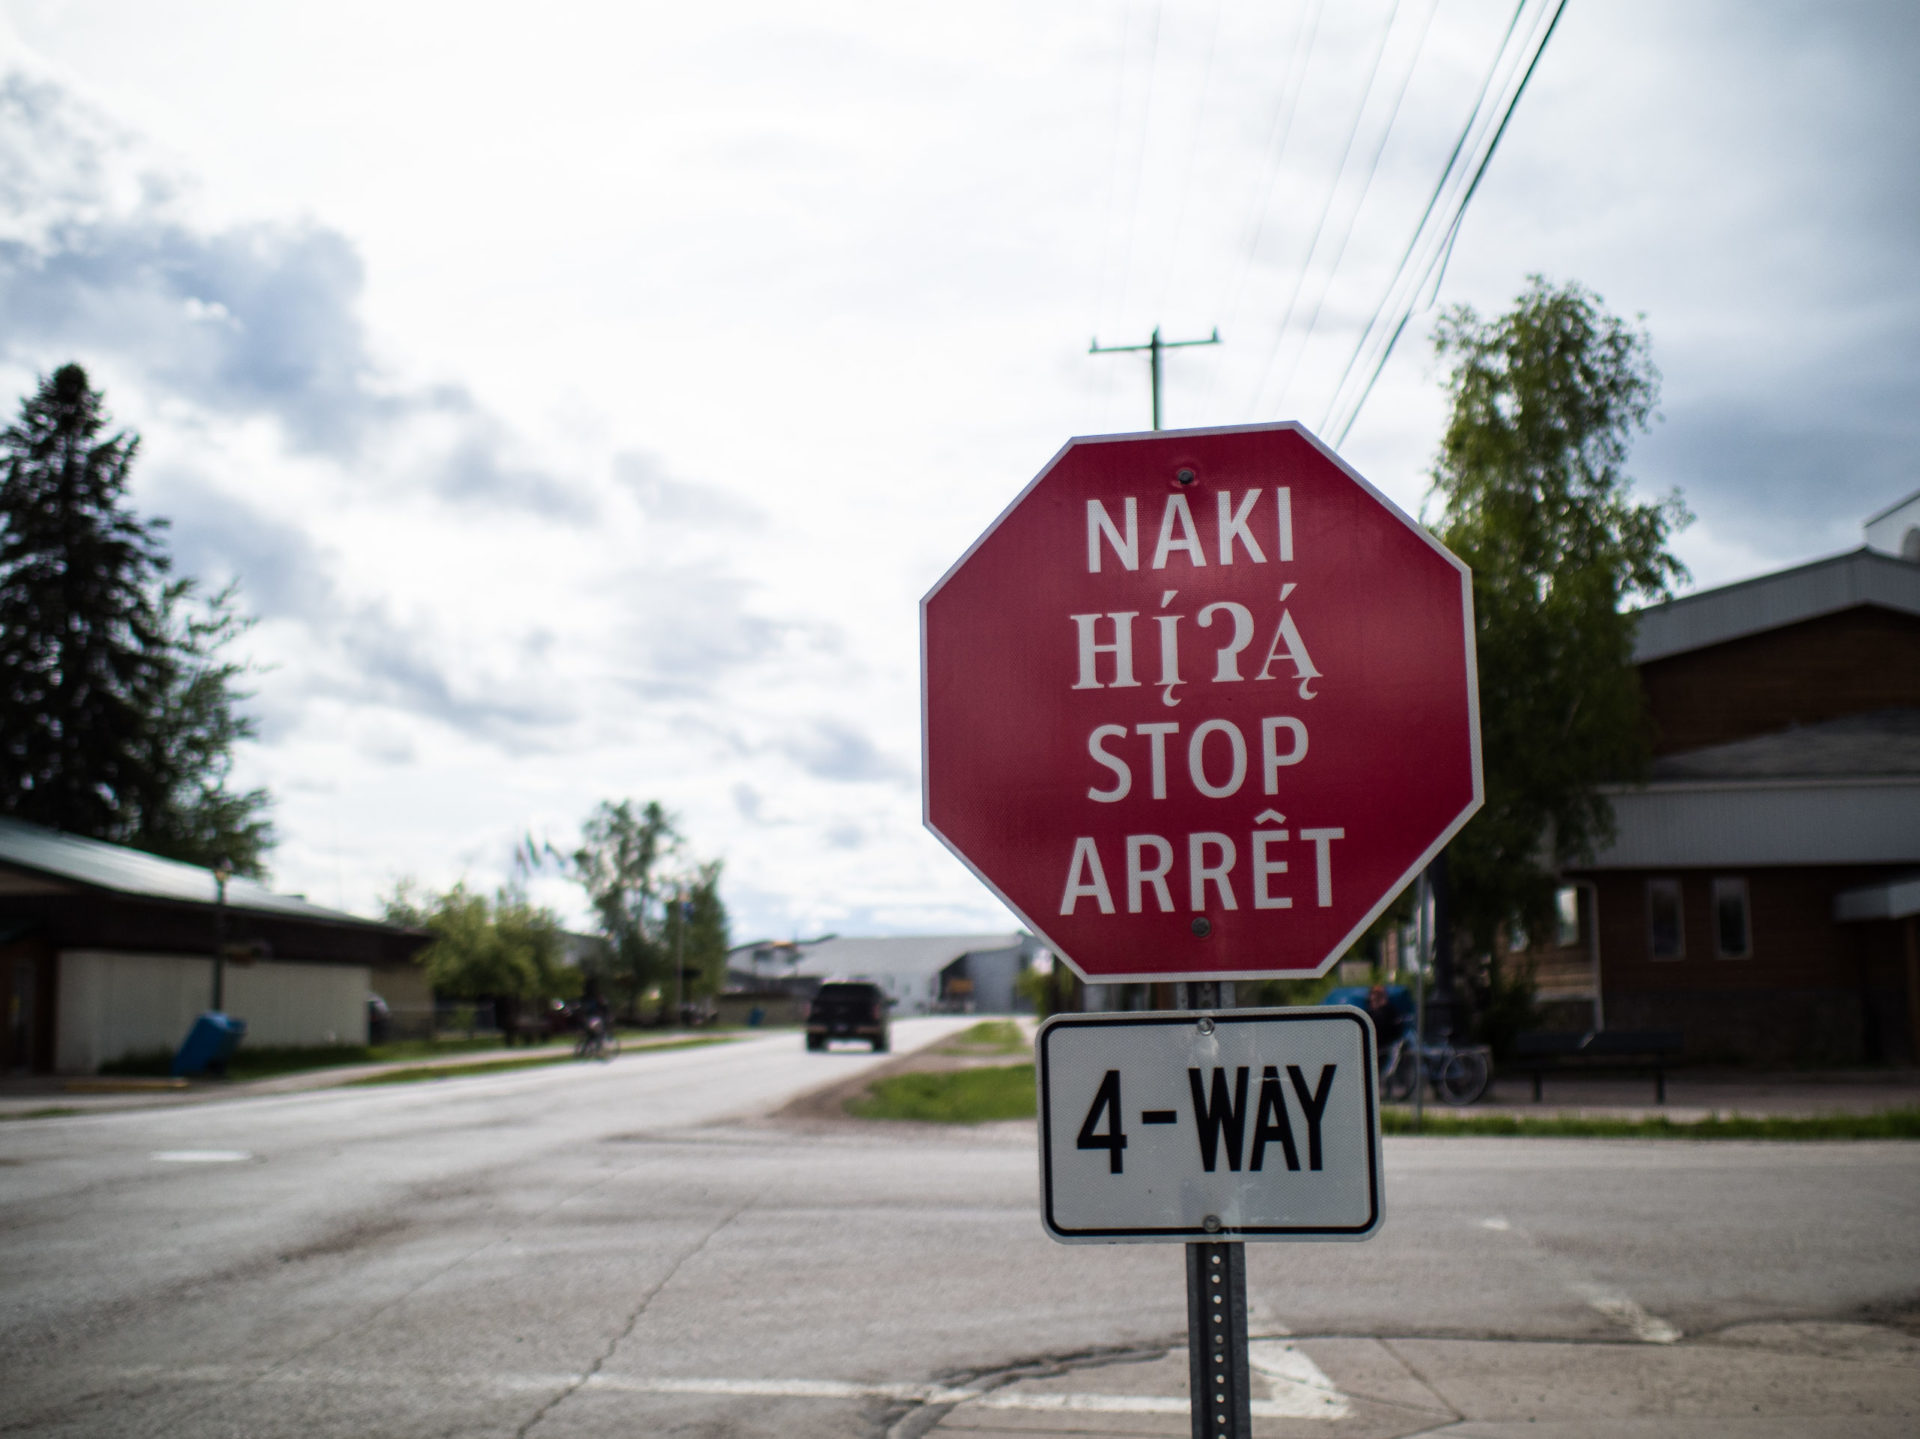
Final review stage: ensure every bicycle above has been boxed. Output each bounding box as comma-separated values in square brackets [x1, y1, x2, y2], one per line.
[574, 1016, 621, 1062]
[1379, 1033, 1491, 1106]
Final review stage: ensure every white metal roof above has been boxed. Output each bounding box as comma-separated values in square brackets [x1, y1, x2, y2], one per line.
[0, 816, 391, 928]
[1580, 776, 1920, 869]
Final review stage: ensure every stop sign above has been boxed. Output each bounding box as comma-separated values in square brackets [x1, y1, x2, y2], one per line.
[922, 423, 1480, 982]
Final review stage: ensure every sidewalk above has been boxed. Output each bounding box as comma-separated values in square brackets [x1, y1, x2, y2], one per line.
[0, 1031, 742, 1120]
[914, 1320, 1920, 1437]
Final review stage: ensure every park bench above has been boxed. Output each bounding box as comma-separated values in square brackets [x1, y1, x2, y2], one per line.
[1511, 1030, 1685, 1104]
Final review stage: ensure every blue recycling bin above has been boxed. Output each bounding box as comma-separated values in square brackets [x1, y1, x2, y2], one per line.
[172, 1012, 247, 1077]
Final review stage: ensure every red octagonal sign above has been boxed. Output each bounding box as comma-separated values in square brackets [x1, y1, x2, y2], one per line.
[922, 423, 1481, 982]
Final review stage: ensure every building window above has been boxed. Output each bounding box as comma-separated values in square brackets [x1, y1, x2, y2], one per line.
[1554, 886, 1582, 947]
[1647, 879, 1684, 959]
[1713, 878, 1751, 958]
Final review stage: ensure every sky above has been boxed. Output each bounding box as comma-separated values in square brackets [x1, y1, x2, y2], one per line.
[1, 1, 1915, 940]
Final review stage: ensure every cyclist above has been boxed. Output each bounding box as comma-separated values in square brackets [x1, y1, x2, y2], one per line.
[1366, 984, 1403, 1060]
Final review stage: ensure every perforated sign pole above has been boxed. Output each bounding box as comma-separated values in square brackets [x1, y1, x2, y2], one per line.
[1184, 980, 1251, 1439]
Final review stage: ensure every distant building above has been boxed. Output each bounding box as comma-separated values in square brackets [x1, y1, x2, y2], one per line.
[1524, 490, 1920, 1063]
[724, 932, 1042, 1016]
[0, 819, 427, 1074]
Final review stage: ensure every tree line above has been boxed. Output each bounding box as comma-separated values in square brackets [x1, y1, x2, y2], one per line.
[386, 799, 731, 1022]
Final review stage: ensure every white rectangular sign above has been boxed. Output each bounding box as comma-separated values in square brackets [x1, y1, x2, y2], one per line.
[1037, 1008, 1382, 1243]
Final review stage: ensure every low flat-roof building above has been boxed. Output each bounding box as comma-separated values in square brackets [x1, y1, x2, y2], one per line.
[0, 819, 427, 1074]
[726, 932, 1040, 1015]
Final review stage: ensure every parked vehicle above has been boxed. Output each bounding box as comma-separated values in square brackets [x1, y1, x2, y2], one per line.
[806, 980, 890, 1052]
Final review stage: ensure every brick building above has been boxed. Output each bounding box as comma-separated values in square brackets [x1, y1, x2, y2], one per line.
[1525, 490, 1920, 1063]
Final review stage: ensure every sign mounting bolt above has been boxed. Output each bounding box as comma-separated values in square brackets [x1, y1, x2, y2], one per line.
[1191, 917, 1212, 938]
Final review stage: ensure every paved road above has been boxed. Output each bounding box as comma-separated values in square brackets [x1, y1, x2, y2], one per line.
[1, 1018, 1915, 1438]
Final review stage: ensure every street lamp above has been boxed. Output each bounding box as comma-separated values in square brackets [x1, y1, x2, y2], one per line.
[211, 857, 233, 1013]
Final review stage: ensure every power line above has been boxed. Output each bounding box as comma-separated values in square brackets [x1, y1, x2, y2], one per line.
[1200, 0, 1326, 413]
[1326, 0, 1571, 447]
[1240, 0, 1407, 418]
[1265, 0, 1440, 419]
[1151, 0, 1229, 325]
[1314, 0, 1534, 438]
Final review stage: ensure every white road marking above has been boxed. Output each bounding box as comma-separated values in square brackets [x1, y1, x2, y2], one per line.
[1480, 1216, 1511, 1231]
[1249, 1340, 1353, 1419]
[151, 1150, 252, 1162]
[1576, 1286, 1682, 1344]
[117, 1358, 1356, 1419]
[1588, 1295, 1682, 1344]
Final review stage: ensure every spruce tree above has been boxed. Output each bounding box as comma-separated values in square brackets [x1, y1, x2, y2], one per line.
[0, 365, 273, 872]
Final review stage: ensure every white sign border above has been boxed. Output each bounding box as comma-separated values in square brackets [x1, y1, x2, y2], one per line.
[920, 420, 1484, 984]
[1035, 1006, 1385, 1245]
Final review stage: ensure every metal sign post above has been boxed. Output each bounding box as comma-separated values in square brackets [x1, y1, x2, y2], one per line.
[1182, 979, 1252, 1439]
[1037, 1002, 1382, 1435]
[926, 424, 1479, 1438]
[1187, 1240, 1252, 1439]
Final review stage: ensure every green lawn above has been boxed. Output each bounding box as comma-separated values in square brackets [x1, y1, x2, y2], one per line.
[938, 1020, 1029, 1056]
[848, 1062, 1038, 1122]
[346, 1035, 731, 1086]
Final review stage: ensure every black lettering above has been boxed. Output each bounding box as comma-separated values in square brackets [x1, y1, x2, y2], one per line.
[1248, 1066, 1300, 1172]
[1287, 1063, 1336, 1171]
[1187, 1066, 1249, 1172]
[1077, 1069, 1128, 1174]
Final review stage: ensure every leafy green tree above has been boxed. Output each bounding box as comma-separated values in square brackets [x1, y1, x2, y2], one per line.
[0, 365, 272, 872]
[569, 800, 730, 1018]
[385, 881, 572, 1001]
[661, 859, 731, 1005]
[1429, 277, 1689, 955]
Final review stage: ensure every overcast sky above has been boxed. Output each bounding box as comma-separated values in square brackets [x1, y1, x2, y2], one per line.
[1, 1, 1914, 939]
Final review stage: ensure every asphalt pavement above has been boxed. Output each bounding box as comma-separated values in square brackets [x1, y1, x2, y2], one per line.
[1, 1016, 1915, 1438]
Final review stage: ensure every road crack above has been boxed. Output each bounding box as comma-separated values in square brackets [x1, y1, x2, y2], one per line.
[514, 1201, 748, 1438]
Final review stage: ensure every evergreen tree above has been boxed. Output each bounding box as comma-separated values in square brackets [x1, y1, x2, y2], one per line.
[0, 365, 273, 872]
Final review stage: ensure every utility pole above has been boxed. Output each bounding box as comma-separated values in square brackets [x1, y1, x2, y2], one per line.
[211, 858, 232, 1013]
[1089, 326, 1221, 430]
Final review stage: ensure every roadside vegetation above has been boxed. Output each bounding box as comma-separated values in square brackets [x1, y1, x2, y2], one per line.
[345, 1036, 730, 1086]
[938, 1020, 1029, 1055]
[98, 1034, 573, 1081]
[845, 1061, 1920, 1139]
[847, 1063, 1037, 1123]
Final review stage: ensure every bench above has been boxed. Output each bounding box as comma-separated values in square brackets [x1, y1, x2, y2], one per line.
[1511, 1030, 1685, 1104]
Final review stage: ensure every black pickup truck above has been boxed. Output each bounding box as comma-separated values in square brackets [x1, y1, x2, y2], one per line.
[805, 980, 890, 1052]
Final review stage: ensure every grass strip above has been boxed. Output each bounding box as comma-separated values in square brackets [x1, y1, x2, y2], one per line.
[1381, 1107, 1920, 1140]
[0, 1107, 84, 1122]
[345, 1035, 730, 1086]
[848, 1063, 1037, 1123]
[842, 1063, 1920, 1139]
[938, 1020, 1029, 1056]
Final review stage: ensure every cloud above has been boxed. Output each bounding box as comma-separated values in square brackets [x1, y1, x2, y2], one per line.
[779, 717, 909, 784]
[613, 451, 763, 528]
[150, 471, 338, 622]
[0, 68, 591, 520]
[324, 599, 574, 741]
